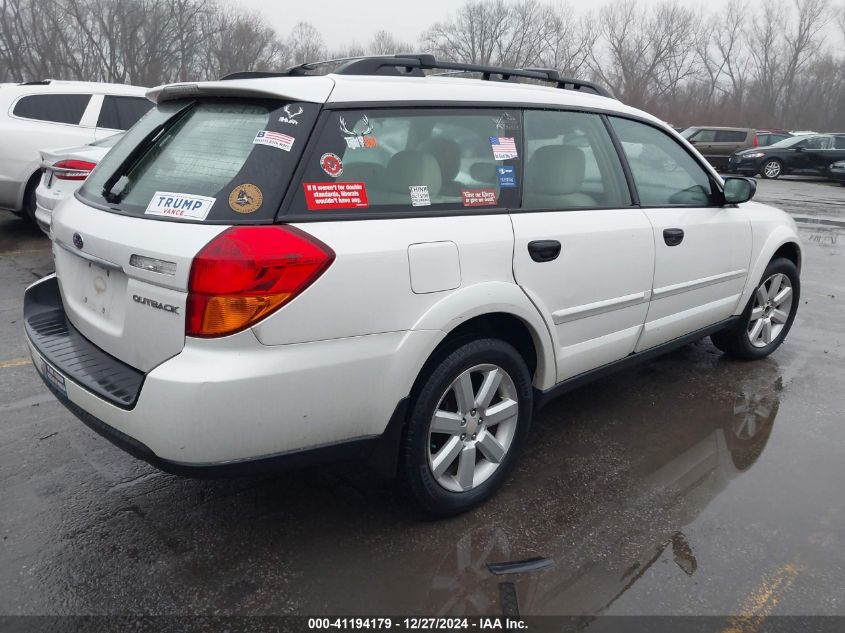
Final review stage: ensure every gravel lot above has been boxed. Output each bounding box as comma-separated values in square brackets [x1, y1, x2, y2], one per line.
[1, 177, 843, 621]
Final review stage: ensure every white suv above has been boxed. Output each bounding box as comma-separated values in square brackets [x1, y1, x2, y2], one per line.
[0, 80, 150, 223]
[24, 56, 801, 515]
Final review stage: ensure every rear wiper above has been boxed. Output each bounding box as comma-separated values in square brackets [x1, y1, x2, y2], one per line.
[101, 102, 195, 204]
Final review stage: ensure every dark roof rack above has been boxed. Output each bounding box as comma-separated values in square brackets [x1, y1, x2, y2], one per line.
[220, 54, 611, 98]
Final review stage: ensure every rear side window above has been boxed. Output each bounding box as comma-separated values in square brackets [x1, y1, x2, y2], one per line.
[79, 99, 319, 223]
[97, 96, 153, 130]
[13, 93, 91, 125]
[835, 137, 845, 150]
[715, 130, 748, 143]
[610, 117, 716, 207]
[287, 108, 521, 216]
[522, 110, 631, 209]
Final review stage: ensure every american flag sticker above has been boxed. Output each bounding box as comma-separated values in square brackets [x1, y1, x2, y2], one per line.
[490, 136, 518, 161]
[254, 130, 295, 152]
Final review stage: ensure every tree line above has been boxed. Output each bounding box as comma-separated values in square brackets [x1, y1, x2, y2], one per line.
[1, 0, 844, 130]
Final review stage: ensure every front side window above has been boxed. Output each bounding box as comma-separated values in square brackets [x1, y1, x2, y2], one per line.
[80, 98, 319, 223]
[288, 108, 521, 215]
[522, 110, 631, 210]
[97, 95, 154, 130]
[805, 135, 834, 150]
[13, 93, 91, 125]
[610, 117, 716, 207]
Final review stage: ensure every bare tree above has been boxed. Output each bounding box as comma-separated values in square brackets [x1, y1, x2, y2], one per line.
[368, 30, 411, 55]
[287, 21, 325, 65]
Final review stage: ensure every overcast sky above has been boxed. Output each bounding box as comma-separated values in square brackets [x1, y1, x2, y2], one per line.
[232, 0, 732, 47]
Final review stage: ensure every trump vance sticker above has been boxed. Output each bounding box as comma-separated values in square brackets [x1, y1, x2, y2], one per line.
[145, 192, 216, 221]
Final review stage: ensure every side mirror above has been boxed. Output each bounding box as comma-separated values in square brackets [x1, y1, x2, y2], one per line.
[723, 177, 756, 204]
[794, 145, 804, 152]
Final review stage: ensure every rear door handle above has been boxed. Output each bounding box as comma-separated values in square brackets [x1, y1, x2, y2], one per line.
[663, 228, 684, 247]
[527, 240, 561, 262]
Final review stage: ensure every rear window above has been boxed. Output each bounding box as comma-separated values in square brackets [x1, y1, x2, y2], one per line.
[79, 99, 319, 224]
[97, 95, 153, 130]
[286, 108, 521, 217]
[13, 93, 91, 125]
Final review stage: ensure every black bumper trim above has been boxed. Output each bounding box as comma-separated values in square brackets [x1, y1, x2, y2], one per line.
[24, 276, 145, 409]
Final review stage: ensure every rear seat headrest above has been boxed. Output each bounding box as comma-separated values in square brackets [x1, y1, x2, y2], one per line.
[383, 150, 442, 195]
[526, 145, 586, 195]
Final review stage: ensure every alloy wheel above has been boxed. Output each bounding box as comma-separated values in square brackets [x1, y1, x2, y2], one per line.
[763, 161, 781, 178]
[747, 273, 793, 348]
[427, 364, 519, 493]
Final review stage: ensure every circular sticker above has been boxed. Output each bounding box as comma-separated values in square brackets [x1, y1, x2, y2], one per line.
[228, 184, 263, 214]
[320, 153, 343, 178]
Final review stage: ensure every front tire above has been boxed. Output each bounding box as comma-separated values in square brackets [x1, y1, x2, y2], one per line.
[401, 338, 533, 516]
[760, 159, 784, 179]
[711, 258, 799, 360]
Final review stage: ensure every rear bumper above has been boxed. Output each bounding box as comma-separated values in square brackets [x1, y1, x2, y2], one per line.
[24, 275, 440, 470]
[34, 202, 51, 234]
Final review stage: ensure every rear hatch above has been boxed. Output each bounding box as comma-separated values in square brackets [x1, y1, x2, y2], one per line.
[51, 81, 328, 372]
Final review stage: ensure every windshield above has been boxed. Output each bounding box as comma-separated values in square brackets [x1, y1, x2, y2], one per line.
[79, 98, 319, 224]
[768, 136, 807, 149]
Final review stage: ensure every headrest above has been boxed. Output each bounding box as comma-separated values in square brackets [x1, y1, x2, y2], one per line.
[419, 138, 461, 181]
[526, 145, 586, 195]
[383, 150, 442, 195]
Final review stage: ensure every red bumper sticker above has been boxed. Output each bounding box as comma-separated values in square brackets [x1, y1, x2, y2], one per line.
[461, 188, 498, 207]
[303, 182, 369, 210]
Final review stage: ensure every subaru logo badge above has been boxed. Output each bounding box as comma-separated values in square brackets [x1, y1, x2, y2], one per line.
[72, 233, 84, 250]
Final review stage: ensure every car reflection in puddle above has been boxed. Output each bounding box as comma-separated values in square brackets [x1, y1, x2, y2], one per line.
[421, 356, 782, 618]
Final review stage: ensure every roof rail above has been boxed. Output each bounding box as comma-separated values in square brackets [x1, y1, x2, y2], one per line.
[219, 54, 611, 98]
[335, 55, 611, 97]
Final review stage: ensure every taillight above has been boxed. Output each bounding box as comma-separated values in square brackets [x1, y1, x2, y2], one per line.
[52, 159, 97, 180]
[753, 135, 759, 147]
[186, 226, 334, 338]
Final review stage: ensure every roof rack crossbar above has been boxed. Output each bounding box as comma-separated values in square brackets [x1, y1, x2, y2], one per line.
[219, 55, 611, 98]
[334, 55, 611, 97]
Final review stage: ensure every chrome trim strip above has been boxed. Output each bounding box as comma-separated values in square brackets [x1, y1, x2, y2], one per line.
[552, 290, 650, 325]
[652, 269, 747, 300]
[54, 238, 123, 272]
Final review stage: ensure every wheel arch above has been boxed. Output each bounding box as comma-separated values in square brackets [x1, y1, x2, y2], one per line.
[736, 229, 802, 313]
[410, 282, 557, 391]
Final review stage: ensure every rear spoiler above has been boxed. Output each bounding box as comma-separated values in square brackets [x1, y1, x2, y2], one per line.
[146, 76, 335, 105]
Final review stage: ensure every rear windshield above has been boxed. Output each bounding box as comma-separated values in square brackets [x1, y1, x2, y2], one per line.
[79, 98, 318, 224]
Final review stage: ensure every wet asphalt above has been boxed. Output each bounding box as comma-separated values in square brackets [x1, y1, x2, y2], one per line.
[0, 178, 843, 620]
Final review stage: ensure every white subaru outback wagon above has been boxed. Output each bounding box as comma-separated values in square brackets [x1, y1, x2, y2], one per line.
[25, 55, 801, 515]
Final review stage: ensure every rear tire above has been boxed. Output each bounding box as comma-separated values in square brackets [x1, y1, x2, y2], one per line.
[711, 258, 799, 360]
[22, 173, 39, 224]
[401, 338, 533, 516]
[760, 159, 783, 179]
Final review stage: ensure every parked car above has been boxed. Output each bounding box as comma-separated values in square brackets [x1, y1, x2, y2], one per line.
[829, 160, 845, 186]
[0, 80, 150, 223]
[24, 55, 802, 516]
[729, 133, 845, 179]
[34, 134, 123, 235]
[680, 127, 747, 170]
